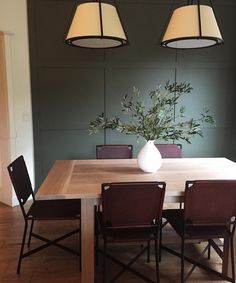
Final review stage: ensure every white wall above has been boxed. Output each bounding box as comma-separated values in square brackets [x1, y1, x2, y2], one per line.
[0, 0, 34, 206]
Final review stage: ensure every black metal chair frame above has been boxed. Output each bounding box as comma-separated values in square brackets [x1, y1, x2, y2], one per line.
[98, 181, 166, 283]
[7, 156, 81, 274]
[162, 180, 236, 283]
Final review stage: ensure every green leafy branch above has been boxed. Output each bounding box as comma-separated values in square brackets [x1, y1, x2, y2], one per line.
[89, 82, 215, 143]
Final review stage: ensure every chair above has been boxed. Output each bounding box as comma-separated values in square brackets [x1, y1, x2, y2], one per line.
[95, 144, 133, 255]
[162, 180, 236, 283]
[96, 144, 133, 159]
[7, 156, 81, 274]
[98, 181, 166, 283]
[155, 144, 183, 212]
[155, 143, 182, 158]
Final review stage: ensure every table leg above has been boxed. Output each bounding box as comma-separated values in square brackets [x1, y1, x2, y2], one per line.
[222, 230, 236, 278]
[81, 198, 95, 283]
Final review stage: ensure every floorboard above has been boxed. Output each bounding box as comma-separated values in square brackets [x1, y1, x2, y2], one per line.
[0, 203, 228, 283]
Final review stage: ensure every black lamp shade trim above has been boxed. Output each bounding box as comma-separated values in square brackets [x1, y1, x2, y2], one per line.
[65, 35, 129, 49]
[160, 35, 224, 49]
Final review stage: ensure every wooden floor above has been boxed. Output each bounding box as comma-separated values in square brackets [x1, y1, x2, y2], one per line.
[0, 202, 228, 283]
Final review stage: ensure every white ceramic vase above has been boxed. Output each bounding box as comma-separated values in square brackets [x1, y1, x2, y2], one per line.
[137, 140, 162, 173]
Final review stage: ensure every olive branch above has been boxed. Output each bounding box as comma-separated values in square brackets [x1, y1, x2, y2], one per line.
[89, 81, 215, 143]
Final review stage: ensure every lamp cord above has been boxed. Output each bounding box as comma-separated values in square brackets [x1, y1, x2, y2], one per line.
[174, 49, 177, 123]
[103, 67, 107, 144]
[209, 0, 218, 22]
[173, 49, 178, 145]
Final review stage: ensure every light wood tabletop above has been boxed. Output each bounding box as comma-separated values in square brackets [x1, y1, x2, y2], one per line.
[37, 158, 236, 283]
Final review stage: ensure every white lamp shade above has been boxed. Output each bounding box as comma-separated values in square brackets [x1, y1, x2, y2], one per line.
[161, 5, 224, 49]
[65, 2, 128, 48]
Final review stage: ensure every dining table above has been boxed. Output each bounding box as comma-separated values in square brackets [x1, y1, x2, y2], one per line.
[36, 157, 236, 283]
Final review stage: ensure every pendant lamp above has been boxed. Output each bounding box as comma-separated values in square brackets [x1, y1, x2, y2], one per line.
[160, 0, 224, 49]
[65, 0, 128, 49]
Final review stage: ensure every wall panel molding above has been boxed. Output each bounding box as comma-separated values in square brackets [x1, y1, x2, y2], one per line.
[28, 0, 236, 186]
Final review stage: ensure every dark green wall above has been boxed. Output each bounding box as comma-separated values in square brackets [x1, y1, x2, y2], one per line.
[27, 0, 236, 187]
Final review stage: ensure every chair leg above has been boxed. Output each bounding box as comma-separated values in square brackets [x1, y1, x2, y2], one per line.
[159, 218, 162, 262]
[207, 240, 211, 259]
[155, 236, 160, 283]
[103, 239, 107, 283]
[230, 235, 235, 281]
[17, 220, 28, 274]
[79, 220, 82, 272]
[95, 205, 99, 266]
[27, 219, 34, 248]
[181, 237, 185, 283]
[95, 219, 99, 265]
[147, 240, 150, 262]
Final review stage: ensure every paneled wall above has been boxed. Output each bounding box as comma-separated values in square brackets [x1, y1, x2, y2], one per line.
[27, 0, 236, 187]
